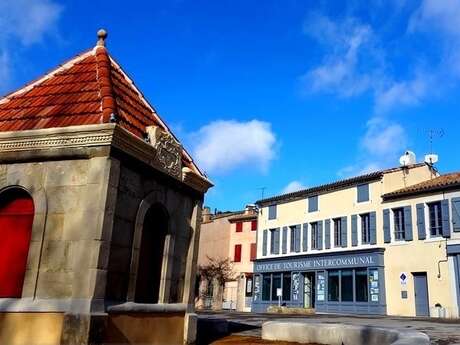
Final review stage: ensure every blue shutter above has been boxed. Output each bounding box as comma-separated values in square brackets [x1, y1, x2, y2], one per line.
[357, 183, 370, 203]
[340, 216, 347, 247]
[416, 203, 426, 240]
[262, 230, 267, 256]
[325, 219, 331, 249]
[317, 221, 323, 249]
[370, 211, 377, 244]
[302, 223, 308, 251]
[404, 206, 413, 241]
[351, 215, 358, 246]
[441, 200, 451, 238]
[282, 227, 288, 254]
[452, 198, 460, 232]
[308, 196, 318, 212]
[274, 228, 280, 254]
[295, 225, 301, 252]
[268, 205, 277, 220]
[383, 209, 391, 243]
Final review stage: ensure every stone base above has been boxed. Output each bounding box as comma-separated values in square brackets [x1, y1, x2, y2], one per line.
[267, 306, 315, 315]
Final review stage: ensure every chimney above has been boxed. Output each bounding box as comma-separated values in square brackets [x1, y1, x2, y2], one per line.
[202, 207, 211, 223]
[244, 204, 257, 215]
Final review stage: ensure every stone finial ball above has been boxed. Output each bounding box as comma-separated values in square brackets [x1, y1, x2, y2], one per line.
[97, 29, 108, 40]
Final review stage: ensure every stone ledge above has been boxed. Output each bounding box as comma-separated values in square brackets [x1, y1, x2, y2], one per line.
[107, 302, 187, 314]
[262, 320, 430, 345]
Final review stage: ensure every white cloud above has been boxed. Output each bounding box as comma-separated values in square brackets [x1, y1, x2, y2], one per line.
[302, 13, 380, 97]
[191, 119, 277, 175]
[281, 181, 306, 194]
[409, 0, 460, 38]
[0, 0, 62, 91]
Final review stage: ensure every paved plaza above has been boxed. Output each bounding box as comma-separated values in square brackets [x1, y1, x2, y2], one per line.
[197, 311, 460, 345]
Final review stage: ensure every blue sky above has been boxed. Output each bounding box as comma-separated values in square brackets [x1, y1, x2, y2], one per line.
[1, 0, 459, 211]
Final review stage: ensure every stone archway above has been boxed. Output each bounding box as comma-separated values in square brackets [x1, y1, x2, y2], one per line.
[134, 203, 169, 303]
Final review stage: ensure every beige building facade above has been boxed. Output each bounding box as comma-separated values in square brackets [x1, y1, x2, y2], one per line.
[0, 31, 211, 345]
[253, 162, 460, 318]
[197, 207, 257, 312]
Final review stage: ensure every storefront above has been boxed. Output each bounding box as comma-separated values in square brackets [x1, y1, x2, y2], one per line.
[252, 248, 386, 314]
[448, 244, 460, 316]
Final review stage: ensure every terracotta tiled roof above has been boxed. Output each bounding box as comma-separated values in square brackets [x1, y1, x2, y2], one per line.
[383, 172, 460, 200]
[228, 212, 257, 222]
[0, 39, 204, 178]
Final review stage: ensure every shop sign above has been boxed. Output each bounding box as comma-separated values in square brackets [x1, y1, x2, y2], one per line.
[399, 272, 407, 285]
[255, 252, 382, 273]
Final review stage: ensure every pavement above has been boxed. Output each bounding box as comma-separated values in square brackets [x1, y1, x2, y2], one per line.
[197, 310, 460, 345]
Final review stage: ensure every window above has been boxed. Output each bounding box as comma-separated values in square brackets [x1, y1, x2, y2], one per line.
[428, 202, 442, 237]
[271, 273, 281, 300]
[333, 218, 342, 247]
[268, 205, 277, 220]
[270, 229, 277, 254]
[262, 275, 271, 301]
[341, 270, 353, 302]
[245, 276, 253, 297]
[393, 208, 405, 241]
[251, 220, 257, 231]
[236, 222, 243, 232]
[290, 226, 300, 252]
[328, 270, 339, 301]
[308, 195, 318, 212]
[361, 213, 370, 244]
[355, 269, 368, 302]
[282, 273, 291, 301]
[250, 243, 257, 261]
[234, 244, 242, 262]
[357, 183, 369, 203]
[311, 222, 318, 249]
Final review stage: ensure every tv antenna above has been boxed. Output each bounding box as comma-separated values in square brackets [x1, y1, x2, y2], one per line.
[427, 128, 444, 154]
[257, 187, 267, 200]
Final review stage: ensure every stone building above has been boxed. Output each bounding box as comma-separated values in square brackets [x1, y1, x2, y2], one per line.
[0, 30, 212, 345]
[196, 206, 257, 312]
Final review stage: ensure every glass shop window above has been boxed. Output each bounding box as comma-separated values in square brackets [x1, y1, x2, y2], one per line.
[262, 275, 271, 301]
[428, 201, 442, 237]
[393, 208, 405, 241]
[341, 270, 353, 302]
[282, 273, 291, 301]
[271, 273, 282, 300]
[355, 269, 368, 302]
[328, 270, 340, 302]
[246, 276, 253, 297]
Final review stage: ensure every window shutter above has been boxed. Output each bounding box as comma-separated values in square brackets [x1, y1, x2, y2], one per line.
[317, 220, 323, 249]
[273, 228, 280, 254]
[282, 227, 288, 254]
[441, 200, 451, 238]
[262, 230, 267, 256]
[383, 209, 391, 243]
[452, 197, 460, 232]
[234, 244, 242, 262]
[370, 211, 377, 244]
[250, 243, 257, 261]
[404, 206, 413, 241]
[416, 203, 426, 240]
[340, 216, 347, 247]
[325, 219, 331, 249]
[351, 215, 358, 246]
[268, 205, 277, 220]
[308, 196, 318, 212]
[302, 223, 308, 251]
[295, 225, 301, 252]
[357, 184, 369, 203]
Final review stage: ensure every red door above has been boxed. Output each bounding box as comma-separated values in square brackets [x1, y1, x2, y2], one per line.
[0, 189, 34, 297]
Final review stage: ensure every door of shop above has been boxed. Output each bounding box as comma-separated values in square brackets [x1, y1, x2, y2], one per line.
[303, 272, 316, 309]
[413, 272, 429, 316]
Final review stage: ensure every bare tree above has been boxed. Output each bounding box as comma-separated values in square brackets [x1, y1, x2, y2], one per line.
[198, 256, 235, 287]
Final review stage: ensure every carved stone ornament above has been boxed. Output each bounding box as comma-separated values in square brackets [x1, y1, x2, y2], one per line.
[147, 126, 182, 178]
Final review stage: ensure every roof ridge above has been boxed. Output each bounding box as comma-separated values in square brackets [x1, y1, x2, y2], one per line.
[94, 46, 117, 123]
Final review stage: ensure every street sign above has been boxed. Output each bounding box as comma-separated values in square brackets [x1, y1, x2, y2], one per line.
[276, 288, 282, 297]
[400, 272, 408, 285]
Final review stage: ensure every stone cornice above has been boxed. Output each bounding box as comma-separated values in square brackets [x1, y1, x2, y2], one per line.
[0, 124, 212, 194]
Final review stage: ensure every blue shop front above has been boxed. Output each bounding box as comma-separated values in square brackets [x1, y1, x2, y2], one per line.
[252, 248, 386, 315]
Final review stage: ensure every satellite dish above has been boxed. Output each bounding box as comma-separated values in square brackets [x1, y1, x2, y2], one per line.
[424, 154, 439, 165]
[399, 151, 416, 166]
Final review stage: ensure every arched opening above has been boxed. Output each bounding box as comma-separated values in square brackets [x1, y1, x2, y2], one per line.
[0, 188, 34, 298]
[135, 204, 169, 303]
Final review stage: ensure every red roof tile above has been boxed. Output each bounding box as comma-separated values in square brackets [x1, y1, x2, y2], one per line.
[383, 172, 460, 199]
[0, 41, 207, 179]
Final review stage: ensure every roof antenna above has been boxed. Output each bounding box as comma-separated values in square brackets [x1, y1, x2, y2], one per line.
[257, 187, 266, 200]
[97, 29, 108, 47]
